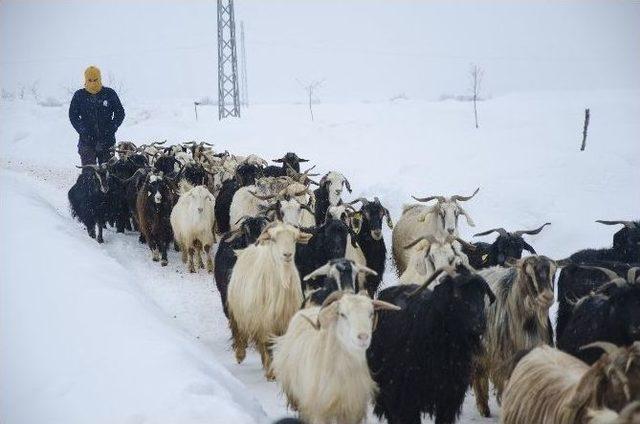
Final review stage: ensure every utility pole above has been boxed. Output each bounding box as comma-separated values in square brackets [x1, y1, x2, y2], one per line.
[217, 0, 240, 119]
[240, 21, 249, 107]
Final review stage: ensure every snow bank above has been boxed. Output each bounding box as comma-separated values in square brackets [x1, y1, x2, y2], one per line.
[0, 171, 265, 424]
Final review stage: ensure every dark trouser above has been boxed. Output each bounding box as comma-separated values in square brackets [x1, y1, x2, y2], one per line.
[79, 144, 111, 166]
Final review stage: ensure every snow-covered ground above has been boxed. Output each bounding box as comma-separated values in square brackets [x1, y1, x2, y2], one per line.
[1, 90, 639, 423]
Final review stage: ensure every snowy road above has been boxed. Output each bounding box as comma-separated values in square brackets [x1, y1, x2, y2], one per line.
[2, 91, 638, 423]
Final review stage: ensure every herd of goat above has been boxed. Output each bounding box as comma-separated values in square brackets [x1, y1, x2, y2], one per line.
[67, 140, 640, 424]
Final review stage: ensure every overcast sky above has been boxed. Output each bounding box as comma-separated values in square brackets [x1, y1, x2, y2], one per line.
[1, 1, 639, 103]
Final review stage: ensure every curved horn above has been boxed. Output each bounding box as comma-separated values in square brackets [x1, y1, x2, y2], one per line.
[321, 290, 346, 309]
[454, 237, 477, 252]
[409, 267, 455, 297]
[412, 195, 445, 203]
[250, 191, 277, 201]
[596, 220, 635, 228]
[580, 341, 619, 356]
[349, 197, 370, 206]
[303, 263, 333, 281]
[514, 222, 552, 236]
[344, 177, 352, 193]
[474, 228, 508, 238]
[372, 299, 401, 311]
[580, 265, 620, 281]
[234, 215, 254, 225]
[450, 187, 480, 202]
[76, 164, 100, 170]
[404, 236, 437, 250]
[354, 264, 378, 276]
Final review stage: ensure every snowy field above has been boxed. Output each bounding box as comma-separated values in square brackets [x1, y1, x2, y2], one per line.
[1, 90, 639, 423]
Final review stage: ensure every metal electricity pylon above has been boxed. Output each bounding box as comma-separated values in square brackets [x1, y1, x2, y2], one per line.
[217, 0, 240, 119]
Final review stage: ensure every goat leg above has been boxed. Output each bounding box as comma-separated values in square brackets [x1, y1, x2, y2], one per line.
[96, 219, 104, 244]
[472, 365, 491, 417]
[204, 244, 214, 273]
[160, 242, 168, 266]
[188, 247, 196, 273]
[229, 314, 247, 364]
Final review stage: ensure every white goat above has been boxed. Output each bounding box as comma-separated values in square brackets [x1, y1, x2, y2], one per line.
[227, 222, 312, 379]
[272, 291, 399, 424]
[170, 181, 217, 273]
[399, 235, 473, 285]
[320, 171, 352, 207]
[392, 188, 479, 274]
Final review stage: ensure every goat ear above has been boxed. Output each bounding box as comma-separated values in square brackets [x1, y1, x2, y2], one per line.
[351, 213, 363, 234]
[522, 241, 537, 254]
[272, 158, 284, 163]
[459, 207, 475, 227]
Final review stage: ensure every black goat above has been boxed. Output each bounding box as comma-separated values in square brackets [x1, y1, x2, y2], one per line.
[556, 262, 638, 339]
[136, 172, 175, 265]
[214, 163, 262, 234]
[213, 216, 269, 317]
[154, 155, 180, 176]
[368, 266, 495, 424]
[301, 258, 377, 307]
[350, 197, 393, 297]
[263, 152, 308, 177]
[313, 172, 351, 225]
[558, 276, 640, 365]
[463, 223, 551, 269]
[68, 164, 112, 243]
[182, 162, 207, 186]
[295, 218, 352, 293]
[567, 220, 640, 264]
[106, 157, 142, 233]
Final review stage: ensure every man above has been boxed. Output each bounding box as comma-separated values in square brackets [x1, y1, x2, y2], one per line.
[69, 66, 125, 165]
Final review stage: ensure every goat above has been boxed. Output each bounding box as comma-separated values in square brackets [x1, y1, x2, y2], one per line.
[368, 266, 496, 424]
[263, 152, 309, 178]
[227, 222, 313, 379]
[472, 255, 557, 417]
[558, 271, 640, 364]
[68, 163, 112, 243]
[272, 292, 399, 424]
[260, 195, 315, 228]
[214, 216, 269, 317]
[170, 181, 217, 273]
[501, 342, 640, 424]
[294, 218, 353, 294]
[349, 197, 394, 297]
[392, 188, 479, 274]
[313, 171, 351, 225]
[399, 235, 474, 285]
[302, 259, 377, 307]
[463, 222, 551, 269]
[568, 220, 640, 264]
[214, 163, 263, 234]
[136, 172, 175, 265]
[557, 262, 639, 339]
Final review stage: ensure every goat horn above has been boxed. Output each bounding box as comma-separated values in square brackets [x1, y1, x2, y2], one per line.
[355, 264, 378, 276]
[450, 187, 480, 202]
[234, 215, 254, 225]
[349, 197, 369, 206]
[412, 195, 446, 203]
[580, 266, 620, 281]
[344, 177, 352, 193]
[581, 341, 619, 356]
[454, 237, 477, 252]
[372, 299, 401, 311]
[250, 191, 276, 201]
[514, 222, 552, 236]
[303, 263, 332, 281]
[409, 267, 454, 297]
[223, 229, 243, 243]
[76, 164, 100, 170]
[474, 228, 508, 237]
[596, 220, 636, 228]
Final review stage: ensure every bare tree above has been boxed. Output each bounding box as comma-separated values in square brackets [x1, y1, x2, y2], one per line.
[298, 79, 324, 121]
[469, 64, 483, 129]
[580, 108, 590, 151]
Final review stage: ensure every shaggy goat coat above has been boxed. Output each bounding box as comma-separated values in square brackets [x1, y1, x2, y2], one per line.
[272, 298, 377, 424]
[501, 344, 640, 424]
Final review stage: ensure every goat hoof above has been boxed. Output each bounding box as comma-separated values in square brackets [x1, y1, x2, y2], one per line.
[161, 260, 168, 266]
[152, 257, 159, 262]
[265, 370, 276, 381]
[480, 407, 491, 418]
[235, 350, 246, 364]
[97, 237, 104, 244]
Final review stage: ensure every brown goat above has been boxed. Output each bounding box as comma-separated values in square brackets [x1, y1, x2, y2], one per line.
[136, 172, 175, 266]
[501, 342, 640, 424]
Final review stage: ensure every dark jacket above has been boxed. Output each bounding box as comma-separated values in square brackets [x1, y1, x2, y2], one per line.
[69, 87, 125, 151]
